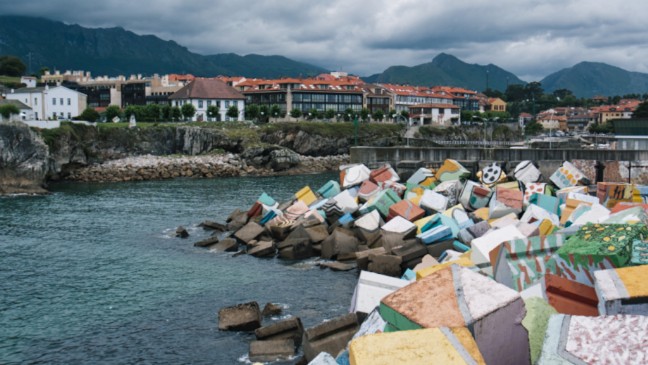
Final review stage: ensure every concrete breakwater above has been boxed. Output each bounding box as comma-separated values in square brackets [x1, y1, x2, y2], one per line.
[65, 154, 349, 183]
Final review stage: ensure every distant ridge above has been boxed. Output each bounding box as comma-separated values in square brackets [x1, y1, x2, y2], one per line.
[0, 15, 328, 78]
[363, 53, 526, 91]
[540, 61, 648, 98]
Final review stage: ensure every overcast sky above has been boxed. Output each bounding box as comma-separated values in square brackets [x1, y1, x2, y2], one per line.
[1, 0, 647, 81]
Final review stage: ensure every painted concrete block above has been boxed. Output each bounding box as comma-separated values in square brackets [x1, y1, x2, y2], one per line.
[471, 225, 525, 276]
[332, 189, 359, 214]
[340, 163, 371, 188]
[433, 179, 462, 207]
[494, 234, 565, 291]
[295, 186, 318, 206]
[406, 167, 434, 186]
[603, 205, 648, 225]
[569, 203, 610, 226]
[477, 162, 507, 187]
[543, 273, 599, 316]
[549, 161, 590, 189]
[538, 314, 648, 364]
[349, 327, 486, 365]
[349, 270, 410, 314]
[360, 188, 401, 218]
[555, 223, 645, 286]
[514, 160, 542, 185]
[459, 180, 492, 211]
[489, 186, 523, 219]
[523, 182, 551, 207]
[522, 297, 557, 365]
[595, 265, 648, 315]
[369, 164, 400, 184]
[435, 159, 471, 182]
[380, 265, 530, 365]
[631, 238, 648, 265]
[597, 182, 642, 209]
[457, 220, 491, 245]
[419, 189, 448, 213]
[388, 199, 425, 222]
[317, 180, 341, 199]
[307, 352, 338, 365]
[444, 204, 474, 230]
[357, 180, 380, 202]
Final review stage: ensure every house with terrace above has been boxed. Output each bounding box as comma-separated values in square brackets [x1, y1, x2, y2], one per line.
[169, 78, 246, 121]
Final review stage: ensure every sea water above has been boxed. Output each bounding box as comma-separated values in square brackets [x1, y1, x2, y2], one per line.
[0, 173, 357, 364]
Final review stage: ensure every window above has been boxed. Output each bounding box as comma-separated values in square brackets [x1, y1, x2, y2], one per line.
[52, 98, 56, 105]
[207, 100, 212, 106]
[67, 98, 71, 105]
[198, 100, 203, 108]
[34, 98, 38, 105]
[60, 98, 63, 105]
[68, 112, 71, 119]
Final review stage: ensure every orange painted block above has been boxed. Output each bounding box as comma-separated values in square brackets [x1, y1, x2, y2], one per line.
[544, 273, 598, 316]
[388, 200, 425, 222]
[370, 166, 399, 184]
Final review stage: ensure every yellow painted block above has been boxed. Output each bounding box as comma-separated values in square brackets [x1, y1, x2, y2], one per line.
[408, 195, 422, 206]
[416, 252, 474, 280]
[614, 265, 648, 298]
[420, 177, 436, 187]
[473, 208, 490, 221]
[560, 198, 592, 225]
[349, 327, 486, 365]
[538, 219, 555, 236]
[295, 186, 317, 206]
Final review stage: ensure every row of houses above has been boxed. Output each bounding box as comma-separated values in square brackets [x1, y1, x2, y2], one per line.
[532, 99, 644, 132]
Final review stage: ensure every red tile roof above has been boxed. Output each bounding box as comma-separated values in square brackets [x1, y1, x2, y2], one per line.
[169, 78, 245, 100]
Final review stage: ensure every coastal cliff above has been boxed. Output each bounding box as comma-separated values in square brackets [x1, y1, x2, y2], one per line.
[0, 121, 401, 194]
[0, 122, 49, 194]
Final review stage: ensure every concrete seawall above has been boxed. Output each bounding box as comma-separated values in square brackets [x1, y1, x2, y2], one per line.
[350, 146, 648, 184]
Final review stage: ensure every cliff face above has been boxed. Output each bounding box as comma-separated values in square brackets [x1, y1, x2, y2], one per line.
[0, 122, 49, 194]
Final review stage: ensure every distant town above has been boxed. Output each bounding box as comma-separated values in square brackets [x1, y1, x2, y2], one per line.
[1, 67, 647, 144]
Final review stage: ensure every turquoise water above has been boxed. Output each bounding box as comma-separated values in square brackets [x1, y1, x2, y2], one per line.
[0, 173, 357, 364]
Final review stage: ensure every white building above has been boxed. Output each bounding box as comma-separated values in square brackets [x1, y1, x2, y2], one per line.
[169, 78, 245, 121]
[6, 85, 87, 120]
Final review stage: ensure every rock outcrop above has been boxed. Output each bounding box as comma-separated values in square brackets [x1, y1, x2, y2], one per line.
[0, 122, 49, 194]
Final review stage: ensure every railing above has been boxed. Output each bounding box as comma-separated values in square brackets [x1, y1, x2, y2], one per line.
[400, 138, 525, 147]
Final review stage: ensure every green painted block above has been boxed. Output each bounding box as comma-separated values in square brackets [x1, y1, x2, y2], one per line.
[631, 239, 648, 265]
[378, 302, 423, 332]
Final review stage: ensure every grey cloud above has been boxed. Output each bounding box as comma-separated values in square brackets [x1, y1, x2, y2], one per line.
[1, 0, 648, 80]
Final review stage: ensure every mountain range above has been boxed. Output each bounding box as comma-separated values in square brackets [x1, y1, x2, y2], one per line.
[1, 15, 648, 98]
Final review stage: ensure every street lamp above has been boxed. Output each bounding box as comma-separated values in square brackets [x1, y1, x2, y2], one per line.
[260, 111, 264, 123]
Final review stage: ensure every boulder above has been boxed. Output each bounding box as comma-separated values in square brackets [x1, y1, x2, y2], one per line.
[199, 220, 227, 232]
[233, 222, 264, 244]
[367, 254, 402, 277]
[210, 237, 238, 252]
[218, 301, 261, 331]
[248, 240, 276, 257]
[226, 209, 249, 231]
[321, 228, 359, 260]
[193, 235, 220, 248]
[249, 339, 295, 363]
[255, 317, 304, 346]
[261, 302, 283, 317]
[302, 313, 359, 362]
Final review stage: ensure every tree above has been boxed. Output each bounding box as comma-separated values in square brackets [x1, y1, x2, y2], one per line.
[124, 105, 144, 122]
[633, 101, 648, 119]
[37, 67, 50, 78]
[343, 108, 354, 121]
[505, 84, 527, 102]
[483, 88, 504, 98]
[226, 105, 239, 120]
[525, 81, 544, 100]
[181, 103, 196, 121]
[270, 104, 282, 120]
[524, 121, 543, 136]
[290, 109, 302, 118]
[105, 105, 121, 122]
[170, 106, 182, 121]
[145, 104, 161, 122]
[259, 104, 270, 122]
[400, 110, 409, 119]
[589, 122, 614, 134]
[325, 109, 336, 120]
[207, 105, 220, 121]
[0, 104, 19, 119]
[245, 104, 259, 121]
[553, 88, 574, 100]
[0, 56, 26, 77]
[372, 109, 384, 121]
[360, 108, 370, 121]
[161, 105, 171, 121]
[78, 107, 100, 122]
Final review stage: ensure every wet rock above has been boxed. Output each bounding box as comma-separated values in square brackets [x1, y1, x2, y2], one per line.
[262, 302, 283, 317]
[175, 226, 189, 238]
[319, 261, 356, 271]
[218, 301, 261, 331]
[367, 254, 402, 277]
[226, 209, 249, 231]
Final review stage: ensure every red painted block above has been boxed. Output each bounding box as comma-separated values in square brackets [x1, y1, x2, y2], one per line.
[388, 200, 425, 222]
[544, 274, 598, 316]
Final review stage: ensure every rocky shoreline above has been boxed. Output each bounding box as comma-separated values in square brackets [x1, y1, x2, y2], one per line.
[64, 153, 350, 183]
